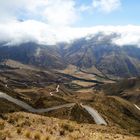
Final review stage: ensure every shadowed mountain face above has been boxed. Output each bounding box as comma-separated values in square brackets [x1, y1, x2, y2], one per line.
[1, 34, 140, 77]
[0, 43, 65, 69]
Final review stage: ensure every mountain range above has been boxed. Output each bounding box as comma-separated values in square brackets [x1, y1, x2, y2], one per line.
[1, 34, 140, 78]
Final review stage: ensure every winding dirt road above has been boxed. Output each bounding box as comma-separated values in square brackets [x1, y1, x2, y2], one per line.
[81, 104, 107, 125]
[0, 85, 107, 125]
[0, 91, 75, 113]
[134, 104, 140, 111]
[50, 85, 60, 96]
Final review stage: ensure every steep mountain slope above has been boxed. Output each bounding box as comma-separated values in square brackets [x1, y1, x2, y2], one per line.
[63, 34, 140, 77]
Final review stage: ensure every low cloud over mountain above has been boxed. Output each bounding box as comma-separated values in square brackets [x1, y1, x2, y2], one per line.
[0, 21, 140, 46]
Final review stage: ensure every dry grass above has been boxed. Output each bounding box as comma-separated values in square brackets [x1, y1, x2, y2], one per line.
[0, 112, 139, 140]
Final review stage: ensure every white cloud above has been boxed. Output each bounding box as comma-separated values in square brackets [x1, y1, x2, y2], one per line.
[79, 5, 91, 12]
[0, 0, 80, 44]
[0, 20, 140, 46]
[0, 20, 56, 45]
[43, 0, 78, 26]
[0, 0, 78, 26]
[78, 0, 122, 15]
[0, 0, 122, 25]
[92, 0, 121, 13]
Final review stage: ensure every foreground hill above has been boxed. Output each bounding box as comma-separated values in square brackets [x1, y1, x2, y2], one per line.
[0, 112, 139, 140]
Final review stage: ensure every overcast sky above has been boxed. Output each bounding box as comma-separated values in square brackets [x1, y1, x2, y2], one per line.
[0, 0, 140, 46]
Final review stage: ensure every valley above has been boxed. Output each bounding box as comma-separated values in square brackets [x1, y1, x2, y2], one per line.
[0, 36, 140, 140]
